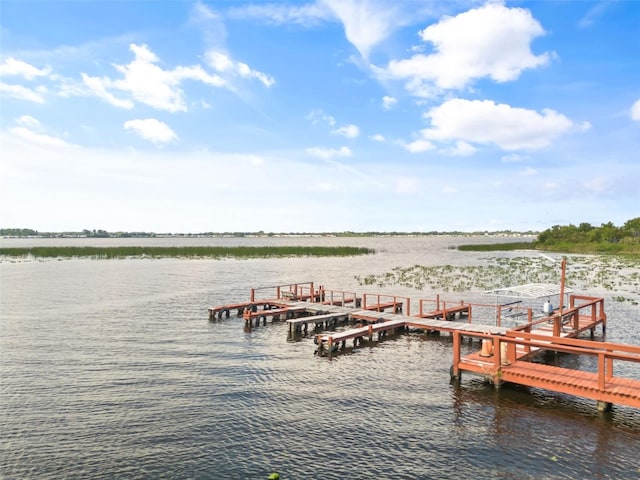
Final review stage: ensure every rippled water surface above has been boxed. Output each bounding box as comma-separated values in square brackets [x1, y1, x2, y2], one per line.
[1, 236, 639, 479]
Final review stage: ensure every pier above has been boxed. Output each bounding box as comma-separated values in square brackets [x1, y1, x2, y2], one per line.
[207, 281, 640, 411]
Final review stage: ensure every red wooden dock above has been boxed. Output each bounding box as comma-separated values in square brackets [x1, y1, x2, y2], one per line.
[207, 281, 640, 411]
[452, 331, 640, 411]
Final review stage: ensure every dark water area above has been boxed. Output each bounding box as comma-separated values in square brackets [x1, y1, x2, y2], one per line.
[1, 236, 639, 479]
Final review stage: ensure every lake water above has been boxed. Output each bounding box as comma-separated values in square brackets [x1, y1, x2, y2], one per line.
[1, 236, 639, 479]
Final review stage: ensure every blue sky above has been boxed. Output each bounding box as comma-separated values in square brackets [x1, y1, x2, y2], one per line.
[1, 0, 639, 233]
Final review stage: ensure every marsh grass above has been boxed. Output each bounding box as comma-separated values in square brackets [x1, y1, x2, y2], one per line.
[457, 242, 534, 252]
[458, 241, 640, 254]
[0, 246, 373, 259]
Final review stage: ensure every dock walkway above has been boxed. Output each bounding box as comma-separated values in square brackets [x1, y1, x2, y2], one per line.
[207, 282, 639, 411]
[313, 307, 508, 356]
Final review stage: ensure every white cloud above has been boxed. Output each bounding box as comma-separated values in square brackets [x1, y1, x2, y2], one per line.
[231, 1, 422, 60]
[190, 2, 227, 48]
[248, 155, 265, 167]
[332, 123, 360, 138]
[382, 95, 397, 110]
[501, 153, 529, 163]
[306, 109, 336, 126]
[306, 111, 359, 139]
[0, 57, 51, 79]
[206, 51, 275, 87]
[404, 139, 434, 153]
[124, 118, 178, 144]
[631, 99, 640, 121]
[578, 1, 612, 28]
[377, 3, 550, 95]
[15, 115, 41, 128]
[0, 82, 47, 103]
[208, 51, 234, 72]
[442, 140, 476, 156]
[370, 133, 385, 142]
[8, 127, 74, 148]
[422, 98, 573, 150]
[228, 3, 332, 27]
[321, 0, 406, 59]
[306, 146, 352, 159]
[577, 121, 592, 132]
[81, 73, 134, 109]
[80, 43, 226, 112]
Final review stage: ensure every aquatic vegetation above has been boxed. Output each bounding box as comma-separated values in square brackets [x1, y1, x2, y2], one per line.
[0, 246, 373, 260]
[354, 255, 640, 299]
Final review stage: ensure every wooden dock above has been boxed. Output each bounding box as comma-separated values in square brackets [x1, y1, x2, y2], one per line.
[416, 304, 471, 321]
[207, 282, 640, 411]
[452, 331, 640, 411]
[286, 311, 350, 337]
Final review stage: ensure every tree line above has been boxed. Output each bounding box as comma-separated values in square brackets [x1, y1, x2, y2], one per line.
[536, 218, 640, 245]
[529, 218, 640, 254]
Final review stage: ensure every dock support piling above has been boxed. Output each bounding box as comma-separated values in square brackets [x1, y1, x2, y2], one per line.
[597, 400, 613, 412]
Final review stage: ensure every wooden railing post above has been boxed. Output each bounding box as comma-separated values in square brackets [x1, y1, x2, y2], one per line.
[606, 350, 613, 380]
[553, 316, 561, 336]
[452, 331, 461, 379]
[507, 341, 516, 364]
[493, 336, 501, 369]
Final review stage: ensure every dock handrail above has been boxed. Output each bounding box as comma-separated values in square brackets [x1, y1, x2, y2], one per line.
[320, 288, 360, 307]
[509, 294, 607, 336]
[249, 282, 317, 302]
[452, 330, 640, 389]
[362, 293, 410, 315]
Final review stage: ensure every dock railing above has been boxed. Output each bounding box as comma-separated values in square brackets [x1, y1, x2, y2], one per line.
[452, 330, 640, 389]
[362, 293, 410, 315]
[320, 288, 360, 307]
[417, 297, 473, 322]
[250, 282, 316, 303]
[509, 294, 607, 337]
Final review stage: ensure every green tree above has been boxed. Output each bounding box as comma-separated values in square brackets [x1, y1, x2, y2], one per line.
[622, 217, 640, 238]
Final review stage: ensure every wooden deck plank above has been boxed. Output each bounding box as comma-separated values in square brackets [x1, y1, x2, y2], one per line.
[487, 360, 640, 408]
[286, 312, 349, 325]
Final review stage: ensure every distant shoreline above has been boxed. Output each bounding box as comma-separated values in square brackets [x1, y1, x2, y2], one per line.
[0, 228, 538, 239]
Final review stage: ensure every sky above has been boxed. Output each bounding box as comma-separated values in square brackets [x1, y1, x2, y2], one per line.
[1, 0, 639, 233]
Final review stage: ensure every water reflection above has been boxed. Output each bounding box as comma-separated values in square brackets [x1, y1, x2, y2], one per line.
[1, 236, 639, 479]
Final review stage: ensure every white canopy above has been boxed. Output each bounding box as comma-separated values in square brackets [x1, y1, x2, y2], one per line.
[482, 283, 572, 299]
